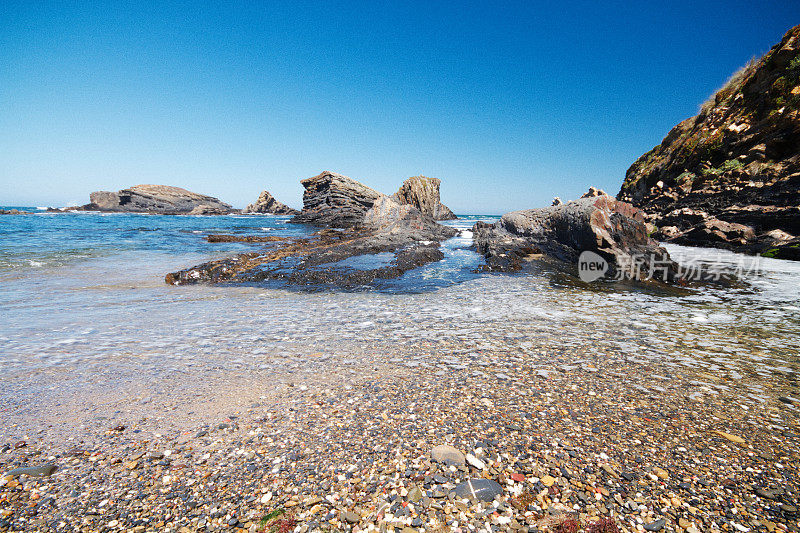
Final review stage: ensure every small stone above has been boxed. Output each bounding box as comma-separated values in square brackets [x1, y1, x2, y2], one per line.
[342, 510, 360, 523]
[644, 518, 666, 531]
[601, 464, 619, 478]
[541, 475, 556, 487]
[2, 465, 58, 478]
[466, 453, 486, 470]
[452, 478, 503, 502]
[712, 430, 745, 444]
[431, 445, 465, 466]
[653, 467, 669, 480]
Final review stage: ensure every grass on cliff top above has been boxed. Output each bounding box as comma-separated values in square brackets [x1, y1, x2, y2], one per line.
[699, 56, 759, 115]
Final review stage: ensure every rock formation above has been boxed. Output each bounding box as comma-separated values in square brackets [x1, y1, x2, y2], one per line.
[473, 195, 679, 282]
[167, 175, 458, 289]
[618, 24, 800, 258]
[82, 185, 233, 215]
[391, 176, 457, 220]
[291, 171, 383, 227]
[242, 191, 298, 215]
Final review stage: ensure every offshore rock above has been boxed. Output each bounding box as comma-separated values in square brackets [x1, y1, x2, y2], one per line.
[473, 196, 678, 282]
[167, 192, 456, 290]
[618, 24, 800, 258]
[391, 175, 457, 220]
[82, 185, 233, 215]
[242, 190, 298, 215]
[291, 171, 384, 228]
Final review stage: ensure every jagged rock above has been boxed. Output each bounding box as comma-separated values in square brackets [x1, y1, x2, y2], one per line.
[291, 171, 384, 228]
[672, 218, 756, 247]
[362, 196, 457, 241]
[618, 24, 800, 258]
[391, 176, 457, 220]
[0, 209, 29, 215]
[473, 196, 678, 282]
[82, 185, 233, 215]
[580, 186, 609, 198]
[552, 197, 563, 206]
[242, 190, 298, 215]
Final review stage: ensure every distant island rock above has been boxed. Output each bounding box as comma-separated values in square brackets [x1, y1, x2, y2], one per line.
[242, 190, 298, 215]
[391, 176, 457, 220]
[618, 24, 800, 258]
[80, 184, 233, 215]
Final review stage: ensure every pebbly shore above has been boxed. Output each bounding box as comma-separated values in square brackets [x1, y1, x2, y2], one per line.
[1, 347, 797, 533]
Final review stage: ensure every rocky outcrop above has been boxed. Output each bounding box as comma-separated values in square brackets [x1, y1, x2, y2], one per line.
[188, 204, 229, 216]
[168, 178, 458, 290]
[81, 185, 233, 215]
[618, 24, 800, 258]
[473, 195, 679, 283]
[291, 171, 383, 227]
[242, 191, 298, 215]
[0, 209, 30, 215]
[362, 196, 458, 241]
[391, 176, 457, 220]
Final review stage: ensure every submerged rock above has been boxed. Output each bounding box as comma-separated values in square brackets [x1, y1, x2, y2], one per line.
[391, 175, 456, 220]
[473, 195, 679, 282]
[205, 234, 286, 243]
[80, 185, 233, 215]
[291, 171, 384, 228]
[242, 190, 298, 215]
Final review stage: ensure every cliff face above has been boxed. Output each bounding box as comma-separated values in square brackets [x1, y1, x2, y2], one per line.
[618, 24, 800, 257]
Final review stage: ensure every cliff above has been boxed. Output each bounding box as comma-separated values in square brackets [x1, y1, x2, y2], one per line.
[618, 24, 800, 257]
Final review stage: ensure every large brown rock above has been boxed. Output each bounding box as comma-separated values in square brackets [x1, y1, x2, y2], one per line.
[242, 191, 298, 215]
[473, 196, 678, 282]
[618, 24, 800, 258]
[391, 176, 457, 220]
[85, 185, 233, 214]
[291, 171, 384, 227]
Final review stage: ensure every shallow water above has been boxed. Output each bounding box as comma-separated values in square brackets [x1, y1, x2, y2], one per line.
[1, 209, 798, 441]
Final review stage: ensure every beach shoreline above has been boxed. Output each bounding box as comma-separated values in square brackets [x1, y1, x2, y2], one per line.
[1, 340, 797, 532]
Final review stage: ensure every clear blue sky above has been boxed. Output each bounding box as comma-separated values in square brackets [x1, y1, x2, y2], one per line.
[2, 1, 798, 213]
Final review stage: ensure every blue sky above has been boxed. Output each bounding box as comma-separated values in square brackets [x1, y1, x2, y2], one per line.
[2, 2, 798, 213]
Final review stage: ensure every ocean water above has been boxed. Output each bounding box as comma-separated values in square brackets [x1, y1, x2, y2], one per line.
[1, 209, 798, 440]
